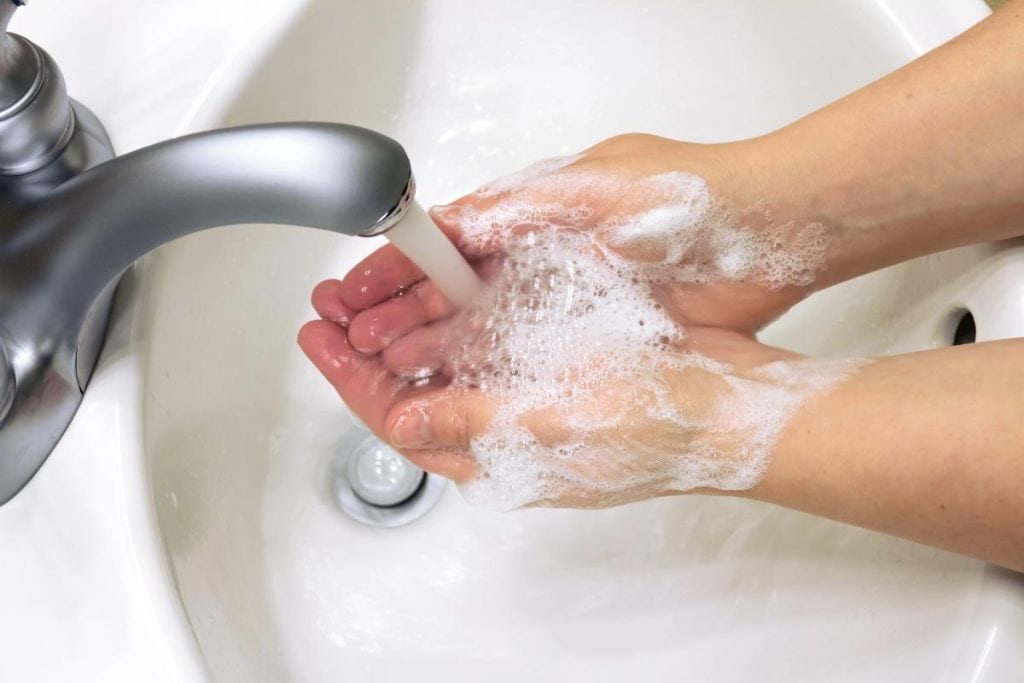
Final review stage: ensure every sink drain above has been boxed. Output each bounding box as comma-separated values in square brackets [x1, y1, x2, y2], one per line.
[332, 432, 447, 527]
[952, 309, 976, 345]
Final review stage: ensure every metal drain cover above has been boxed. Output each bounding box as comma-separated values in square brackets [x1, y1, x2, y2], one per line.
[333, 433, 447, 527]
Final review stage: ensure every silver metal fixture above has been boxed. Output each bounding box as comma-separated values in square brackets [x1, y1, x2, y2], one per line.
[0, 0, 415, 504]
[346, 435, 425, 507]
[333, 433, 447, 528]
[361, 174, 417, 237]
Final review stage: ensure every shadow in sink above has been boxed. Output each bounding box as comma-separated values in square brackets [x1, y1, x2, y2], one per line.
[504, 499, 982, 653]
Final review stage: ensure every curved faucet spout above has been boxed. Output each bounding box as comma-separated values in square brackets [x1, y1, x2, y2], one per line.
[9, 122, 412, 377]
[0, 121, 413, 504]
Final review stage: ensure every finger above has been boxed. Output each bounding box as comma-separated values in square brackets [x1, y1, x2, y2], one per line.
[297, 320, 398, 436]
[426, 204, 504, 258]
[651, 280, 804, 334]
[346, 278, 456, 354]
[427, 158, 583, 258]
[380, 321, 451, 379]
[437, 152, 589, 213]
[339, 243, 426, 311]
[385, 388, 495, 452]
[430, 188, 610, 259]
[400, 447, 477, 482]
[677, 326, 799, 366]
[430, 204, 574, 257]
[311, 279, 356, 326]
[339, 212, 480, 311]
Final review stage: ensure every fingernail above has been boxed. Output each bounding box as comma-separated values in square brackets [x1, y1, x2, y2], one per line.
[352, 319, 393, 355]
[350, 332, 376, 355]
[389, 405, 432, 449]
[328, 306, 353, 327]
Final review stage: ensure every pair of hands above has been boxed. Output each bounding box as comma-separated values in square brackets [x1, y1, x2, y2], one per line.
[298, 134, 822, 508]
[306, 7, 1024, 570]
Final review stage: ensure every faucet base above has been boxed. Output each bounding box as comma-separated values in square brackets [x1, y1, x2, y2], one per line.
[0, 99, 115, 504]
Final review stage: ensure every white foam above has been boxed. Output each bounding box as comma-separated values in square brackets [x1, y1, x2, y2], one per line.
[430, 160, 857, 510]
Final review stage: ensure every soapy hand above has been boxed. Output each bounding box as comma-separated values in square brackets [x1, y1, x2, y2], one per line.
[310, 134, 827, 344]
[307, 4, 1024, 563]
[440, 135, 834, 330]
[299, 300, 848, 509]
[299, 134, 849, 509]
[380, 331, 855, 510]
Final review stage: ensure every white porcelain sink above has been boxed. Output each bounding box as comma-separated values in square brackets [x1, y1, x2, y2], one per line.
[3, 1, 1023, 681]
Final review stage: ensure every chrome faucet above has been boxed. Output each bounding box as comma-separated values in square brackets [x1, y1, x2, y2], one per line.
[0, 0, 415, 504]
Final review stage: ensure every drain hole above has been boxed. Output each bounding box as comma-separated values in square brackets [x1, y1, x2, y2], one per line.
[346, 436, 425, 507]
[952, 310, 976, 346]
[333, 432, 447, 528]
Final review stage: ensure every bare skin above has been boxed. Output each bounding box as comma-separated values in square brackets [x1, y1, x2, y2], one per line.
[299, 6, 1024, 571]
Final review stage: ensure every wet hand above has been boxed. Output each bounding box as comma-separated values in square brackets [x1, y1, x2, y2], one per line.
[299, 134, 842, 508]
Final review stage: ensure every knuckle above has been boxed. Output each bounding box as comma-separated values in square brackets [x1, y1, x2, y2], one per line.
[599, 132, 657, 151]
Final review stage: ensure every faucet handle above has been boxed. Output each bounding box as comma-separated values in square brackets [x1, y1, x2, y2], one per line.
[0, 0, 75, 175]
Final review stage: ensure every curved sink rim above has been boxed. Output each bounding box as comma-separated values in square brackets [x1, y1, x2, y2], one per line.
[110, 5, 314, 678]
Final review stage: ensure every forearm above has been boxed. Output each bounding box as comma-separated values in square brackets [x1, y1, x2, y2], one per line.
[747, 339, 1024, 571]
[739, 5, 1024, 289]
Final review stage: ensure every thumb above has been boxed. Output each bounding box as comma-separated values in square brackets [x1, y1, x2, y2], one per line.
[386, 388, 495, 452]
[428, 203, 502, 258]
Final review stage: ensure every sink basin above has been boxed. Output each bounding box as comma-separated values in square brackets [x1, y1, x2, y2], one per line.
[142, 2, 1024, 680]
[4, 1, 1023, 681]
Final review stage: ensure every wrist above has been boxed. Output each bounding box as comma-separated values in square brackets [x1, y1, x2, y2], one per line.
[718, 121, 941, 298]
[681, 135, 847, 308]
